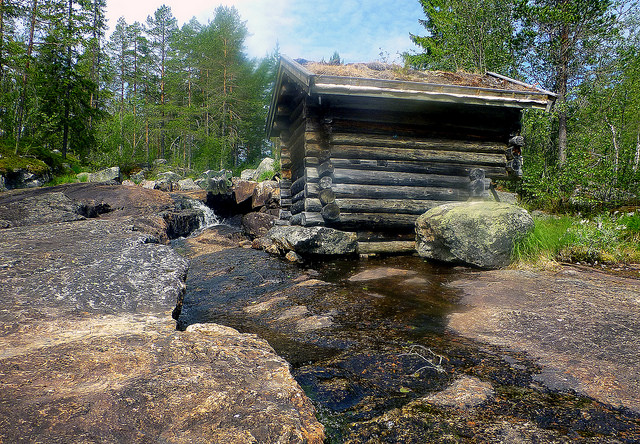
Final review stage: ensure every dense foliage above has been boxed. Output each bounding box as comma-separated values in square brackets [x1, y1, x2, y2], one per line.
[408, 0, 640, 212]
[0, 2, 277, 175]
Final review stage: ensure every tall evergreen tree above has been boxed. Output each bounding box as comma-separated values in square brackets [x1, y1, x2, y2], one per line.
[516, 0, 617, 165]
[146, 5, 177, 159]
[406, 0, 518, 74]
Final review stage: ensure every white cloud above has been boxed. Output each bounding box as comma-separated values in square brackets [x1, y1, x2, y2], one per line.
[104, 0, 425, 62]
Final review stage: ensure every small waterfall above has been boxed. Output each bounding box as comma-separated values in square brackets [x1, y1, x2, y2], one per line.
[186, 198, 221, 229]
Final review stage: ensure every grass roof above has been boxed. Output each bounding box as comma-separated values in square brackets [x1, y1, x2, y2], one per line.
[300, 61, 537, 92]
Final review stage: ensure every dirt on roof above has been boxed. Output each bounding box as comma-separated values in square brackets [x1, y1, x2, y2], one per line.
[300, 61, 537, 92]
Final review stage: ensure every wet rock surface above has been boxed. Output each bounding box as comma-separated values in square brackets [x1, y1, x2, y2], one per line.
[449, 267, 640, 413]
[0, 184, 324, 443]
[178, 231, 640, 443]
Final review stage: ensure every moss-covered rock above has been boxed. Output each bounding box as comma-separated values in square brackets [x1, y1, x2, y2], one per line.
[415, 201, 534, 269]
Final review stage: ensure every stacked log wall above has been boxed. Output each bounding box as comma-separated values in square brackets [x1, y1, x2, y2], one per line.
[276, 84, 306, 221]
[287, 103, 516, 239]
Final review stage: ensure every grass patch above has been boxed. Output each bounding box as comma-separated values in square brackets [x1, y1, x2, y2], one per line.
[513, 212, 640, 267]
[512, 216, 574, 265]
[45, 173, 81, 187]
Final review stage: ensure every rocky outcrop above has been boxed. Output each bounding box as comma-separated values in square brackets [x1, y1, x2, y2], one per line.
[0, 184, 324, 443]
[415, 201, 534, 269]
[1, 168, 50, 189]
[263, 225, 358, 256]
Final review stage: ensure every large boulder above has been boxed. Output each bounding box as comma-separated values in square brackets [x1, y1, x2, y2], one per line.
[233, 179, 258, 204]
[265, 225, 358, 256]
[177, 178, 200, 191]
[254, 157, 276, 180]
[415, 201, 534, 269]
[240, 158, 275, 181]
[195, 170, 232, 194]
[81, 166, 121, 183]
[157, 171, 182, 183]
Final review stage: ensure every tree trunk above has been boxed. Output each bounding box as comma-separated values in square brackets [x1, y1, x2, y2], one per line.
[62, 0, 73, 159]
[556, 17, 570, 166]
[0, 0, 5, 82]
[634, 128, 640, 172]
[15, 0, 38, 154]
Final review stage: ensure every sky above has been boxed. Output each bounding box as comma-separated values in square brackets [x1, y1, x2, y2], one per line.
[104, 0, 426, 63]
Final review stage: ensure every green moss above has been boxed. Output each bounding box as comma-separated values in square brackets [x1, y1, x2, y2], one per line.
[0, 148, 50, 175]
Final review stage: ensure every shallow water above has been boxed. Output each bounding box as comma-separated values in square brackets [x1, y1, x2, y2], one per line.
[176, 227, 640, 442]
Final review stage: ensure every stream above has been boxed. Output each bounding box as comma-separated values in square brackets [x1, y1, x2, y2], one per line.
[174, 224, 640, 443]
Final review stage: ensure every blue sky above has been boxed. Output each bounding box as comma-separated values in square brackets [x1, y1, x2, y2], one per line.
[104, 0, 426, 63]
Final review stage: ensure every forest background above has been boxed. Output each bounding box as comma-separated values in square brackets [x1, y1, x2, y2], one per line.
[0, 0, 639, 213]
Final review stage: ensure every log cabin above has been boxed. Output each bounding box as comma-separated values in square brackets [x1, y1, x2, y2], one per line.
[266, 56, 556, 254]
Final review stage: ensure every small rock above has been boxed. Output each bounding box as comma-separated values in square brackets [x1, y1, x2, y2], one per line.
[422, 376, 494, 409]
[122, 179, 136, 187]
[254, 157, 276, 180]
[234, 180, 258, 204]
[285, 251, 303, 263]
[252, 180, 280, 209]
[157, 171, 182, 183]
[240, 168, 257, 181]
[296, 315, 333, 332]
[277, 305, 309, 320]
[85, 167, 121, 183]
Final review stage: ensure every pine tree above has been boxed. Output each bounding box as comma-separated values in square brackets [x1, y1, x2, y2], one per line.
[146, 5, 177, 159]
[406, 0, 518, 74]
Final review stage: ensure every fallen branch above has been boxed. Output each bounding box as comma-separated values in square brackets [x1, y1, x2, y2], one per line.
[399, 344, 447, 374]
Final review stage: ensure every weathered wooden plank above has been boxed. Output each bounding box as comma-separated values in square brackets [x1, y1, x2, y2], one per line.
[290, 212, 324, 227]
[291, 176, 305, 196]
[279, 210, 292, 220]
[280, 188, 292, 199]
[322, 110, 517, 141]
[334, 213, 418, 229]
[291, 198, 322, 215]
[335, 198, 442, 215]
[327, 158, 507, 179]
[304, 167, 319, 182]
[331, 168, 469, 188]
[356, 231, 416, 242]
[331, 183, 469, 201]
[329, 145, 506, 166]
[289, 98, 305, 125]
[357, 241, 416, 254]
[330, 133, 506, 153]
[280, 199, 292, 207]
[292, 190, 305, 204]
